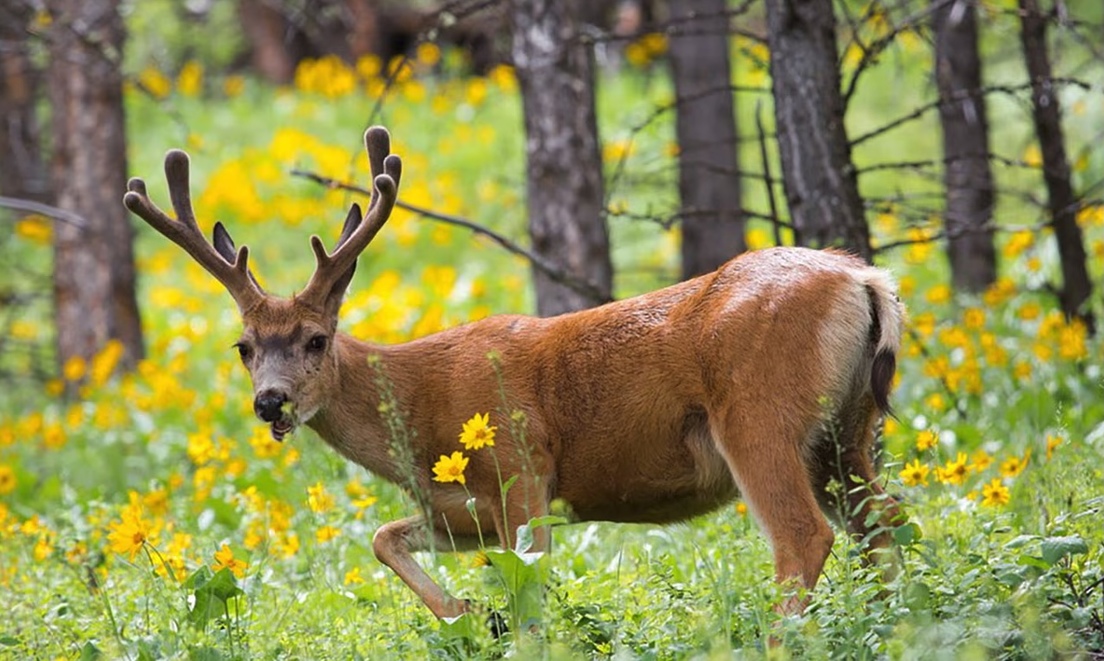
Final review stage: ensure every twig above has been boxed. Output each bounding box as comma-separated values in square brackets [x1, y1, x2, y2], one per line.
[755, 100, 783, 246]
[0, 195, 86, 227]
[289, 168, 610, 303]
[851, 78, 1100, 148]
[841, 1, 949, 109]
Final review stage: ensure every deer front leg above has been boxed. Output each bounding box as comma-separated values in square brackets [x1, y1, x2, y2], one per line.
[372, 515, 479, 619]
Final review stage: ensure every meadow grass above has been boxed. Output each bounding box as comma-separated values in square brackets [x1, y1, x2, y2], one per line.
[1, 26, 1103, 660]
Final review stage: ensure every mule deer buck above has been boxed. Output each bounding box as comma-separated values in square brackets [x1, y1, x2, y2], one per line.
[124, 126, 905, 621]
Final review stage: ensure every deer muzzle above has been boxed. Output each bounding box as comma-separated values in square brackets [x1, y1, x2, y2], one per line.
[254, 389, 295, 441]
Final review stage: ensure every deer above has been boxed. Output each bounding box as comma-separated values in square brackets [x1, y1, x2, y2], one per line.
[123, 126, 906, 623]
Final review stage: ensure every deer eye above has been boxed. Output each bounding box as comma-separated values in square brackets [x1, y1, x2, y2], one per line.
[233, 342, 252, 362]
[306, 335, 328, 353]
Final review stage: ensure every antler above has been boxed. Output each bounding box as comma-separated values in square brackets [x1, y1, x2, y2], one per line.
[298, 126, 402, 309]
[123, 151, 265, 314]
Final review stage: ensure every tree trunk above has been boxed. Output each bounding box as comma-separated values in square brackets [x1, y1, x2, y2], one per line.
[0, 2, 52, 207]
[764, 0, 871, 262]
[1018, 0, 1094, 332]
[238, 0, 297, 84]
[511, 0, 613, 316]
[668, 0, 746, 279]
[933, 0, 997, 294]
[46, 0, 144, 380]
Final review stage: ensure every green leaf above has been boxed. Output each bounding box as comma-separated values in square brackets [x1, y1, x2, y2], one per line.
[1018, 554, 1050, 571]
[515, 523, 533, 554]
[892, 522, 921, 546]
[1041, 535, 1088, 565]
[183, 565, 213, 590]
[527, 515, 568, 530]
[203, 568, 245, 602]
[438, 612, 480, 640]
[902, 581, 931, 610]
[1005, 534, 1038, 549]
[79, 641, 102, 661]
[500, 474, 519, 499]
[0, 637, 19, 646]
[185, 567, 243, 629]
[485, 547, 547, 629]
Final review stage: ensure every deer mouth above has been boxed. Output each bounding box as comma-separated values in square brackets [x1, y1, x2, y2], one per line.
[270, 402, 298, 441]
[270, 418, 295, 441]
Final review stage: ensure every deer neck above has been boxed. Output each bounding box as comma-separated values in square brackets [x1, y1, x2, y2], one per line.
[304, 333, 414, 486]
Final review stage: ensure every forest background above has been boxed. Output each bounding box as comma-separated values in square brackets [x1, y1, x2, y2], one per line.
[0, 0, 1102, 657]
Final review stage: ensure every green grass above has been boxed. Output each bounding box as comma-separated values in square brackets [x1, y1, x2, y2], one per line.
[2, 13, 1104, 659]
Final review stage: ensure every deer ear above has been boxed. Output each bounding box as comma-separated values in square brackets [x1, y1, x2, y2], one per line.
[212, 222, 238, 262]
[212, 222, 265, 292]
[323, 205, 362, 317]
[334, 203, 362, 250]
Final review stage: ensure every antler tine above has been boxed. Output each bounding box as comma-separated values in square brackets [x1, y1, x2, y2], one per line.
[365, 126, 389, 213]
[299, 127, 402, 307]
[123, 150, 265, 313]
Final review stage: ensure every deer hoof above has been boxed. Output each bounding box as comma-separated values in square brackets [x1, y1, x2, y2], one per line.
[487, 610, 509, 639]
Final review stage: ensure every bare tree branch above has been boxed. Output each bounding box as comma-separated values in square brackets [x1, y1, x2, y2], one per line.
[0, 195, 86, 227]
[289, 168, 611, 303]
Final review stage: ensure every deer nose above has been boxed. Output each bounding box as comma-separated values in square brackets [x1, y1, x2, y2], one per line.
[254, 390, 287, 422]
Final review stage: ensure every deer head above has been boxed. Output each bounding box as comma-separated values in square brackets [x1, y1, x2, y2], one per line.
[123, 127, 402, 441]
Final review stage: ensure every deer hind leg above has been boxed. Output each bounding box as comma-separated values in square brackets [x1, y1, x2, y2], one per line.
[372, 515, 481, 619]
[808, 395, 902, 561]
[711, 411, 835, 615]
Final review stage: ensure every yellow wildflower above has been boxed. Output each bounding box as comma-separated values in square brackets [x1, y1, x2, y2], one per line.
[1057, 321, 1088, 361]
[138, 66, 171, 99]
[307, 482, 334, 514]
[107, 508, 152, 561]
[925, 284, 952, 305]
[924, 392, 947, 413]
[1003, 230, 1034, 258]
[212, 544, 247, 578]
[276, 533, 300, 558]
[916, 430, 938, 452]
[143, 488, 169, 516]
[14, 215, 52, 244]
[912, 312, 936, 337]
[1023, 144, 1042, 168]
[1018, 302, 1041, 321]
[34, 535, 53, 562]
[983, 278, 1016, 307]
[899, 459, 930, 487]
[962, 308, 985, 330]
[176, 60, 203, 97]
[63, 356, 86, 382]
[981, 478, 1010, 507]
[1046, 434, 1062, 460]
[936, 453, 970, 486]
[315, 525, 341, 544]
[0, 465, 15, 495]
[352, 494, 378, 511]
[459, 413, 496, 451]
[186, 431, 216, 466]
[432, 451, 469, 485]
[968, 450, 993, 473]
[1000, 451, 1030, 478]
[344, 567, 364, 585]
